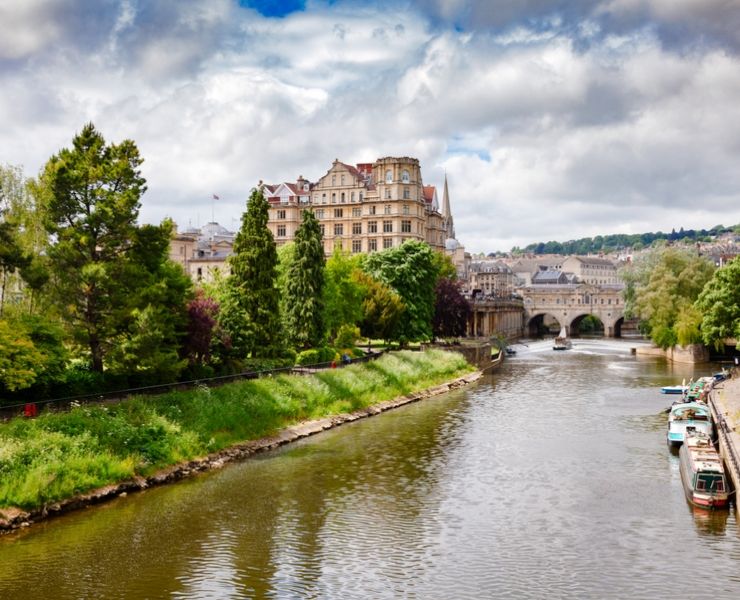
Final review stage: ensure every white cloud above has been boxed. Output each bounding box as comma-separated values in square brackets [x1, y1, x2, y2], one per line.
[1, 1, 739, 253]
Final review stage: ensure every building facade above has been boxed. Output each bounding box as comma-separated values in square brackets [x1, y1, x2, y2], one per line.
[264, 157, 449, 255]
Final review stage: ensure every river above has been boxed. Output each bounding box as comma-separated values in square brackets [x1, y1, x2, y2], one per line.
[1, 340, 739, 599]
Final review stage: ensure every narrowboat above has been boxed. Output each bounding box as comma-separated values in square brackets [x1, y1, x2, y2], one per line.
[661, 385, 688, 395]
[666, 402, 713, 447]
[679, 429, 729, 509]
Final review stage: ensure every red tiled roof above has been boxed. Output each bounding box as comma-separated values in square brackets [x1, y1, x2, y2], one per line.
[423, 185, 436, 203]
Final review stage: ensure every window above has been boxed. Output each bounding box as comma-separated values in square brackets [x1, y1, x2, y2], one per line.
[334, 223, 343, 236]
[332, 193, 337, 204]
[368, 221, 378, 233]
[383, 220, 393, 233]
[322, 193, 327, 204]
[352, 222, 362, 234]
[403, 188, 410, 199]
[197, 267, 203, 280]
[352, 207, 361, 217]
[359, 192, 363, 202]
[319, 224, 325, 236]
[384, 204, 391, 215]
[401, 220, 411, 233]
[352, 239, 362, 253]
[332, 175, 336, 186]
[351, 191, 355, 202]
[277, 225, 286, 237]
[383, 238, 393, 249]
[277, 209, 286, 219]
[385, 188, 391, 199]
[369, 205, 376, 215]
[315, 208, 325, 219]
[368, 238, 377, 252]
[341, 192, 345, 203]
[385, 169, 392, 183]
[341, 174, 345, 185]
[403, 204, 409, 215]
[314, 194, 319, 202]
[334, 208, 343, 218]
[402, 169, 409, 183]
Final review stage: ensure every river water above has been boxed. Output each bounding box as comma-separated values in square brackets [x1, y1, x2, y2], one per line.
[1, 340, 739, 599]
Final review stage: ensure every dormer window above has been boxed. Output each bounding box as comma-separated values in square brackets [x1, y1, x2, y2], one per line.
[385, 170, 392, 183]
[402, 170, 409, 183]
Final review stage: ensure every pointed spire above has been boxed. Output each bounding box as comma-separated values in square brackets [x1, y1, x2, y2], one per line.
[442, 173, 455, 239]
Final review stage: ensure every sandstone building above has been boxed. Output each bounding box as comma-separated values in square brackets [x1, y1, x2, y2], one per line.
[263, 157, 453, 255]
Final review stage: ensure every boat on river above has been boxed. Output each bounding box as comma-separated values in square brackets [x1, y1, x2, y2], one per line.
[553, 327, 571, 351]
[679, 428, 729, 509]
[661, 385, 688, 395]
[667, 402, 713, 447]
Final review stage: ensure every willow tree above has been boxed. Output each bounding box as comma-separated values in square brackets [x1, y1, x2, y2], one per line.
[284, 209, 325, 348]
[40, 123, 146, 371]
[223, 187, 282, 357]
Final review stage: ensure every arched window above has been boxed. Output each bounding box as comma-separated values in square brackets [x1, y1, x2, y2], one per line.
[385, 170, 392, 183]
[402, 170, 410, 183]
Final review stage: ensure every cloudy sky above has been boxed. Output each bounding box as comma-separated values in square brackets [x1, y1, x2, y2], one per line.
[2, 0, 740, 252]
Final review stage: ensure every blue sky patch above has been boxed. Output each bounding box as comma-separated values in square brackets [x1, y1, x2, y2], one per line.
[239, 0, 306, 18]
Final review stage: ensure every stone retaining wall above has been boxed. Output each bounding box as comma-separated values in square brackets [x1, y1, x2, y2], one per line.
[635, 343, 710, 364]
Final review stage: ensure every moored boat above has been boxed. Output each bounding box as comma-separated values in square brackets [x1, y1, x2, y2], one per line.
[667, 402, 713, 447]
[679, 428, 729, 510]
[661, 385, 688, 395]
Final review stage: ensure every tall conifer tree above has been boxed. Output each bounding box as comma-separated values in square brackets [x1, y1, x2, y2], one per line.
[40, 123, 146, 371]
[224, 187, 282, 357]
[285, 209, 325, 348]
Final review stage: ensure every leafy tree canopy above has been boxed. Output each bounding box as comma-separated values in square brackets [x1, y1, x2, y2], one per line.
[362, 240, 439, 343]
[695, 257, 740, 350]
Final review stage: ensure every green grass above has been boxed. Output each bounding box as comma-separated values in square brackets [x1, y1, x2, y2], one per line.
[0, 350, 473, 510]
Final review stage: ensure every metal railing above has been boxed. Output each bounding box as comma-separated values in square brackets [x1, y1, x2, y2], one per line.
[0, 351, 385, 421]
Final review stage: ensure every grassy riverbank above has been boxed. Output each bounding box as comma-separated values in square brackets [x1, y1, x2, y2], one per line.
[0, 350, 473, 510]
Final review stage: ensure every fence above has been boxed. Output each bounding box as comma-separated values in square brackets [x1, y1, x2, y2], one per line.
[0, 351, 384, 422]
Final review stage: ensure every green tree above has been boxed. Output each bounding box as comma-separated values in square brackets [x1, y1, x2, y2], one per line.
[39, 123, 147, 371]
[106, 222, 193, 383]
[631, 247, 715, 348]
[323, 247, 364, 341]
[362, 240, 439, 343]
[223, 187, 282, 357]
[695, 257, 740, 350]
[353, 271, 404, 344]
[285, 210, 325, 348]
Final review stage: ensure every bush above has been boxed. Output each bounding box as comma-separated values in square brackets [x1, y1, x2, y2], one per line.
[295, 346, 337, 366]
[335, 324, 360, 349]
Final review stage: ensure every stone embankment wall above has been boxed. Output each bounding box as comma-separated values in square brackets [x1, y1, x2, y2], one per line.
[0, 370, 482, 534]
[421, 343, 495, 369]
[709, 372, 740, 512]
[635, 343, 710, 364]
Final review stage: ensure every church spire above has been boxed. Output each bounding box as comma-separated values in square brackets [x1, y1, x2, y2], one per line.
[442, 173, 455, 239]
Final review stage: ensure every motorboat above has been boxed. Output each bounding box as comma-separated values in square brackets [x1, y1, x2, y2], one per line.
[667, 402, 713, 447]
[679, 428, 729, 509]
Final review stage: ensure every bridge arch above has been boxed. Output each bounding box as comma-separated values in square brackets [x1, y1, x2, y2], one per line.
[526, 312, 566, 337]
[565, 313, 625, 338]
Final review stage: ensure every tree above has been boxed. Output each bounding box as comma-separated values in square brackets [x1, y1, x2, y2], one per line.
[105, 222, 193, 383]
[39, 123, 146, 371]
[353, 271, 404, 343]
[631, 247, 715, 348]
[183, 289, 220, 366]
[284, 210, 325, 348]
[323, 247, 364, 341]
[223, 187, 282, 357]
[433, 278, 471, 339]
[695, 257, 740, 350]
[362, 240, 439, 343]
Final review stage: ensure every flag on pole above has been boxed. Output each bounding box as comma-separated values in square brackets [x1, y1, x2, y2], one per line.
[212, 194, 220, 200]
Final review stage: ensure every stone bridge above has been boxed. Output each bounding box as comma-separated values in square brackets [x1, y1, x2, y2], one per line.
[521, 283, 625, 337]
[465, 284, 626, 339]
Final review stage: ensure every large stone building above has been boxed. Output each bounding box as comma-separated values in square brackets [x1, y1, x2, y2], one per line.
[264, 157, 451, 255]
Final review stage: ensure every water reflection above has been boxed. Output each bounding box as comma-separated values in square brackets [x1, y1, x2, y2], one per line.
[1, 340, 740, 598]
